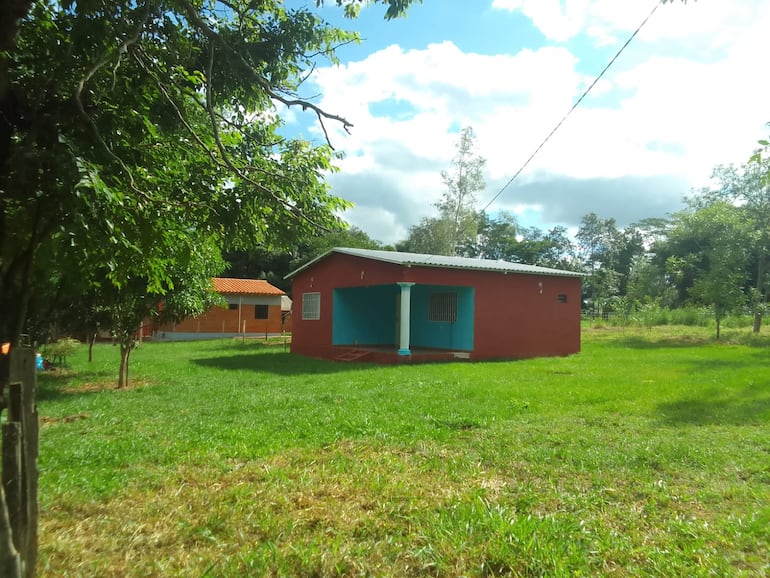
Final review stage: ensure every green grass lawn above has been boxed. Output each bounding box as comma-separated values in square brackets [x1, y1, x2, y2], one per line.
[35, 327, 770, 576]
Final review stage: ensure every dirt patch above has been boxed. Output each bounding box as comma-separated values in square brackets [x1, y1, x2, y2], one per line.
[60, 379, 154, 394]
[40, 413, 89, 426]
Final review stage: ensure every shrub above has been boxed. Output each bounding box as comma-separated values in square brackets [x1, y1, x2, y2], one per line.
[42, 337, 80, 364]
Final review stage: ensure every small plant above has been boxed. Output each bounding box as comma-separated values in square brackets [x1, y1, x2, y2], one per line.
[42, 337, 80, 366]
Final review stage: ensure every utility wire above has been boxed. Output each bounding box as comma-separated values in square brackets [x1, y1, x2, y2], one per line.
[480, 0, 664, 215]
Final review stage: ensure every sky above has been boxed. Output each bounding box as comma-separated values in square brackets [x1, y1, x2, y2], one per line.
[285, 0, 770, 245]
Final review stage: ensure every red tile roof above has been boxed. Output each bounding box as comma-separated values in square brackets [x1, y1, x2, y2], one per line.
[212, 277, 285, 296]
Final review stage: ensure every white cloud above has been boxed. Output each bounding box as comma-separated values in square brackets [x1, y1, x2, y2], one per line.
[297, 1, 770, 243]
[491, 0, 769, 51]
[490, 0, 656, 44]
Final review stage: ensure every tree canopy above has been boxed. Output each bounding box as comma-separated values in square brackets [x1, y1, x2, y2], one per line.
[402, 126, 485, 256]
[0, 0, 422, 345]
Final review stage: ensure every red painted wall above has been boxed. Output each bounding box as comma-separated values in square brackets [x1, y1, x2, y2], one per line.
[290, 252, 581, 361]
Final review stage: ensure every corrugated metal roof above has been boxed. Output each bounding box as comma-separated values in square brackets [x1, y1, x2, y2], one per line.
[212, 277, 285, 296]
[286, 248, 584, 279]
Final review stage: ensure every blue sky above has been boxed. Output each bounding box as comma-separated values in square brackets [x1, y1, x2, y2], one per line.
[285, 0, 770, 244]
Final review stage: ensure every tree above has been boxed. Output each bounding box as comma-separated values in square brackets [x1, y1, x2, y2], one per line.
[402, 126, 485, 256]
[2, 0, 418, 346]
[475, 211, 519, 260]
[576, 213, 645, 317]
[290, 225, 384, 270]
[436, 126, 486, 254]
[666, 201, 750, 339]
[400, 217, 455, 255]
[696, 159, 770, 332]
[103, 238, 225, 388]
[576, 213, 622, 317]
[474, 212, 576, 269]
[222, 249, 296, 294]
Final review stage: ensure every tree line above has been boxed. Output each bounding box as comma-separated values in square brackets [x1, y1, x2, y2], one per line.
[253, 128, 769, 341]
[0, 0, 413, 388]
[1, 0, 766, 391]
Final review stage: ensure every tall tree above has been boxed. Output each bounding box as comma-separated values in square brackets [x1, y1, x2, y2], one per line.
[576, 213, 622, 317]
[403, 126, 486, 255]
[436, 126, 486, 254]
[696, 159, 770, 332]
[666, 201, 750, 338]
[1, 0, 420, 345]
[576, 213, 644, 317]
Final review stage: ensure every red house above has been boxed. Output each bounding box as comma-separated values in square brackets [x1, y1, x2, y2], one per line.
[286, 248, 583, 363]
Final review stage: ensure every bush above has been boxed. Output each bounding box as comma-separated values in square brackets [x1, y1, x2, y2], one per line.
[42, 337, 80, 364]
[668, 306, 711, 326]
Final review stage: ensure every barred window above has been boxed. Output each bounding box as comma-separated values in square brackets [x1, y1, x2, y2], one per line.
[228, 303, 239, 310]
[254, 304, 269, 319]
[302, 292, 321, 320]
[429, 292, 457, 323]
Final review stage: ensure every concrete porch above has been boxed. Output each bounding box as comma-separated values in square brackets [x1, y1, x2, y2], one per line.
[332, 345, 471, 364]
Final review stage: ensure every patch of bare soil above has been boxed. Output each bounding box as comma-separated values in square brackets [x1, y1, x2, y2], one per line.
[40, 413, 89, 426]
[62, 379, 154, 394]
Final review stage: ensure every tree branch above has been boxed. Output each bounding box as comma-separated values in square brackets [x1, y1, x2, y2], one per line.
[203, 44, 327, 229]
[73, 6, 153, 201]
[178, 0, 353, 148]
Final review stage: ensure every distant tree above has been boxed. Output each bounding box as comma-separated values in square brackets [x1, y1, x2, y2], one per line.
[696, 159, 770, 332]
[436, 126, 486, 254]
[513, 225, 578, 270]
[222, 249, 295, 294]
[576, 213, 645, 317]
[403, 127, 486, 256]
[475, 211, 519, 259]
[475, 212, 577, 269]
[290, 225, 384, 270]
[401, 217, 454, 255]
[576, 214, 622, 317]
[625, 256, 676, 307]
[666, 201, 750, 338]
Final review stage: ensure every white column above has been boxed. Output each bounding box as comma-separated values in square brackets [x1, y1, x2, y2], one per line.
[397, 282, 415, 355]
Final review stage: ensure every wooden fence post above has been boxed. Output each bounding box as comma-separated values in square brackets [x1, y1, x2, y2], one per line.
[0, 347, 39, 578]
[0, 487, 21, 577]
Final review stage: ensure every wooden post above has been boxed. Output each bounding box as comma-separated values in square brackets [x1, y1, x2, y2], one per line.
[0, 348, 39, 578]
[2, 421, 22, 554]
[0, 487, 20, 577]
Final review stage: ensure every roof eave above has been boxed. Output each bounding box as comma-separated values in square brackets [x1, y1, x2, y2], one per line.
[404, 261, 584, 278]
[284, 247, 584, 279]
[284, 248, 337, 280]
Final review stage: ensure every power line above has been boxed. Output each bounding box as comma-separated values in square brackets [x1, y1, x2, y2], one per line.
[480, 0, 664, 215]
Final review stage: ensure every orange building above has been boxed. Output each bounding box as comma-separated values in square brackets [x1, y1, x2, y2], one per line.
[154, 278, 291, 340]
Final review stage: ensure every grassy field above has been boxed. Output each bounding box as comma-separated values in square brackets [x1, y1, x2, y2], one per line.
[35, 327, 770, 576]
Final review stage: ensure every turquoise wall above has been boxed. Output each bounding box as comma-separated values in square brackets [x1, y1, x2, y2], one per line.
[332, 284, 474, 351]
[332, 285, 398, 346]
[410, 285, 474, 351]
